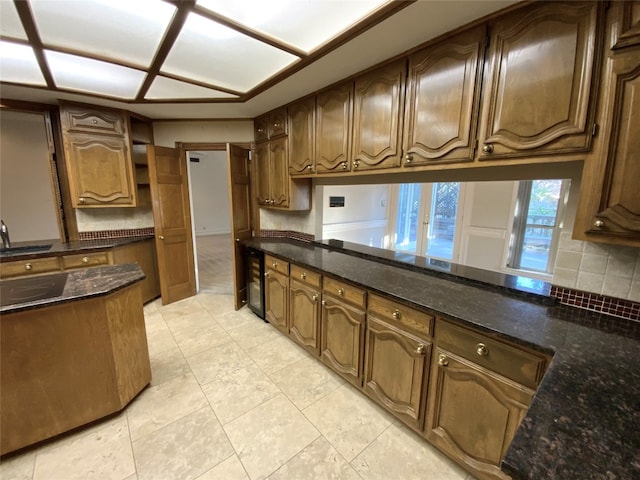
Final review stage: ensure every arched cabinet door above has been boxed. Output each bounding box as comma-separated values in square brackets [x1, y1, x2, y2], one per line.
[315, 82, 353, 174]
[477, 1, 602, 160]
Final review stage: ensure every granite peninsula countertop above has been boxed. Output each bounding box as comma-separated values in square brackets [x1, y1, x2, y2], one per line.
[0, 263, 145, 314]
[0, 235, 154, 262]
[247, 238, 640, 480]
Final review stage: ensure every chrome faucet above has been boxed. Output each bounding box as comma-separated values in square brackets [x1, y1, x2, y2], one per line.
[1, 220, 11, 249]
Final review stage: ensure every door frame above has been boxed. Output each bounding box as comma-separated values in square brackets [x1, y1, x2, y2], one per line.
[176, 142, 255, 293]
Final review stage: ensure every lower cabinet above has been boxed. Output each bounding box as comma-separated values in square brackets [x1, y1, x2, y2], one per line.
[320, 277, 366, 387]
[426, 319, 546, 480]
[289, 265, 322, 355]
[265, 255, 290, 333]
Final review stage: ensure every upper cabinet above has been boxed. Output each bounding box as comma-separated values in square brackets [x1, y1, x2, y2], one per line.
[477, 1, 602, 160]
[574, 1, 640, 246]
[255, 107, 287, 142]
[610, 0, 640, 49]
[315, 82, 353, 173]
[288, 97, 315, 176]
[403, 27, 486, 166]
[351, 60, 406, 171]
[60, 102, 137, 208]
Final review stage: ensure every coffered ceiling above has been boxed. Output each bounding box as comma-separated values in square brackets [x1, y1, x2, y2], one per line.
[0, 0, 518, 119]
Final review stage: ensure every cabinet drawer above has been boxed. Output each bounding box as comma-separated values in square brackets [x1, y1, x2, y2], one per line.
[290, 265, 321, 288]
[61, 251, 112, 270]
[437, 320, 547, 389]
[368, 293, 434, 338]
[265, 254, 289, 275]
[61, 105, 125, 136]
[323, 276, 366, 309]
[0, 257, 61, 278]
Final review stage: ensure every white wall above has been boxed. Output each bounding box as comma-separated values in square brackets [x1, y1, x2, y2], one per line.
[0, 111, 61, 242]
[188, 151, 231, 235]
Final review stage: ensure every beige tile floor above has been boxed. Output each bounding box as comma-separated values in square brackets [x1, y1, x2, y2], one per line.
[0, 235, 477, 480]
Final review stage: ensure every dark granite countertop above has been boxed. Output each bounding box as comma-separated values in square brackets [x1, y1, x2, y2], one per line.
[247, 238, 640, 480]
[0, 263, 145, 314]
[0, 236, 154, 262]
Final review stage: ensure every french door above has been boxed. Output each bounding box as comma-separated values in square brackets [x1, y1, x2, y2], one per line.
[390, 182, 463, 260]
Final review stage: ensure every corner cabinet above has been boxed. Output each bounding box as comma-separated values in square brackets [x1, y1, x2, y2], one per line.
[315, 82, 353, 173]
[403, 26, 485, 166]
[59, 102, 137, 208]
[476, 1, 602, 160]
[351, 60, 406, 171]
[574, 2, 640, 246]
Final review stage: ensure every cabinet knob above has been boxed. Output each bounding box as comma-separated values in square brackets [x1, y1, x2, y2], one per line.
[404, 153, 413, 163]
[158, 235, 164, 240]
[270, 199, 275, 205]
[337, 287, 345, 296]
[416, 344, 427, 355]
[321, 300, 326, 306]
[300, 272, 306, 280]
[353, 160, 360, 169]
[306, 165, 314, 171]
[593, 219, 605, 228]
[476, 343, 489, 356]
[81, 256, 89, 264]
[91, 119, 97, 124]
[272, 262, 278, 268]
[438, 354, 449, 366]
[78, 197, 86, 204]
[341, 162, 348, 170]
[257, 128, 265, 134]
[273, 122, 281, 128]
[264, 271, 269, 277]
[482, 144, 494, 154]
[235, 238, 240, 242]
[25, 263, 33, 271]
[312, 294, 319, 302]
[392, 309, 401, 320]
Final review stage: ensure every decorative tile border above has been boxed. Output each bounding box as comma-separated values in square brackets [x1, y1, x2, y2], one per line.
[260, 230, 314, 243]
[78, 227, 155, 241]
[550, 285, 640, 321]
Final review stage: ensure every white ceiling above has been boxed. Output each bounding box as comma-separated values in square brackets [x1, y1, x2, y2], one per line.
[0, 0, 519, 119]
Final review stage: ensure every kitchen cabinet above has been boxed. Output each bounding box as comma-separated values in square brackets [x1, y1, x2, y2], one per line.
[351, 60, 406, 171]
[315, 82, 353, 173]
[59, 102, 137, 208]
[403, 27, 485, 166]
[255, 107, 287, 142]
[288, 97, 315, 175]
[477, 1, 602, 160]
[425, 319, 548, 480]
[610, 1, 640, 49]
[320, 276, 366, 386]
[265, 255, 289, 334]
[364, 294, 434, 429]
[574, 3, 640, 246]
[0, 256, 62, 278]
[128, 114, 154, 209]
[289, 265, 322, 355]
[113, 238, 160, 304]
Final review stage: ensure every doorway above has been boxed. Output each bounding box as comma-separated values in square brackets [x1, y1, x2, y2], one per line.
[185, 149, 233, 294]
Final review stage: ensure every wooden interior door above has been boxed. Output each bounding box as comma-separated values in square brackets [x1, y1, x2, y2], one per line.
[227, 144, 252, 310]
[147, 145, 196, 305]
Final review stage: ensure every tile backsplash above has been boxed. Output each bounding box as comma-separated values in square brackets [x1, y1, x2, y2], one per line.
[553, 232, 640, 303]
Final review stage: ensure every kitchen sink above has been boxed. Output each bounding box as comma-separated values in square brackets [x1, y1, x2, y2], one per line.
[0, 243, 53, 256]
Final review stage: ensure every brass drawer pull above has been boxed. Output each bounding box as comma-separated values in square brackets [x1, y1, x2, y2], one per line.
[476, 343, 489, 356]
[392, 309, 401, 320]
[82, 256, 89, 264]
[312, 294, 319, 302]
[337, 287, 345, 296]
[300, 272, 306, 280]
[482, 143, 494, 154]
[416, 344, 427, 355]
[272, 262, 278, 268]
[25, 263, 33, 271]
[438, 354, 448, 366]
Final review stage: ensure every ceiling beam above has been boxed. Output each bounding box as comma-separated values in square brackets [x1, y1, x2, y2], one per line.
[13, 0, 56, 88]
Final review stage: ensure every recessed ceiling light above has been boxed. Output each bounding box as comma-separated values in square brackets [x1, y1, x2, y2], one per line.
[0, 41, 46, 86]
[146, 76, 239, 100]
[0, 1, 27, 40]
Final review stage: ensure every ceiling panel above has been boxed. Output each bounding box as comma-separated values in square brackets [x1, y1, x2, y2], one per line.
[0, 1, 27, 40]
[196, 0, 391, 53]
[162, 12, 300, 93]
[45, 51, 146, 98]
[0, 41, 46, 86]
[30, 0, 176, 68]
[146, 76, 239, 100]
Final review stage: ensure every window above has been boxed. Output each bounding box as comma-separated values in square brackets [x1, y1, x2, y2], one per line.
[508, 179, 569, 274]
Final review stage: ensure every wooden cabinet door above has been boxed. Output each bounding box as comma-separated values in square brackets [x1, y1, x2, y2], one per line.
[289, 279, 320, 355]
[404, 27, 485, 165]
[64, 134, 136, 207]
[352, 60, 406, 171]
[268, 108, 288, 138]
[288, 97, 315, 175]
[269, 137, 289, 208]
[320, 296, 364, 386]
[254, 142, 270, 206]
[426, 349, 533, 480]
[315, 83, 353, 173]
[364, 316, 431, 429]
[576, 45, 640, 241]
[611, 1, 640, 49]
[265, 269, 289, 333]
[254, 115, 269, 142]
[477, 1, 601, 160]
